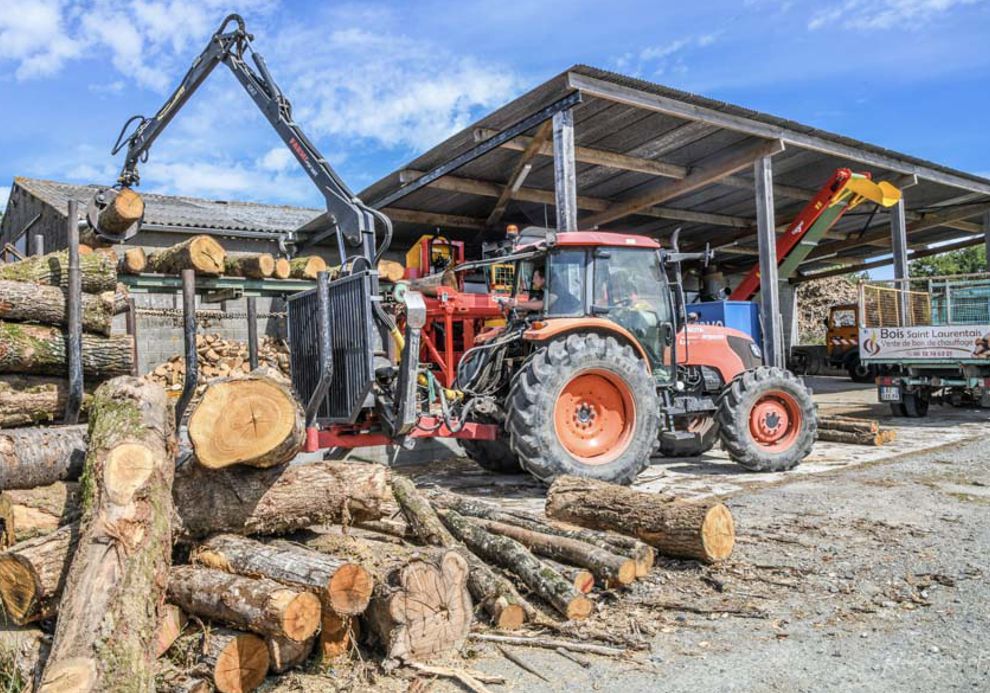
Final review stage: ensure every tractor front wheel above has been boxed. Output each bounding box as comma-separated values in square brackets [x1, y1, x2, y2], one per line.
[717, 366, 816, 472]
[506, 333, 660, 485]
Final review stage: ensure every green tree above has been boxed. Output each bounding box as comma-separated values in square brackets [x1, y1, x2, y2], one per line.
[910, 245, 987, 277]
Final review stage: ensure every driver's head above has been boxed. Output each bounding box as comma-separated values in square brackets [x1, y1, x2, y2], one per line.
[532, 267, 546, 291]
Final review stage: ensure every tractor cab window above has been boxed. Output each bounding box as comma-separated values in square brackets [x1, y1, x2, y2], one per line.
[546, 249, 586, 316]
[593, 248, 674, 378]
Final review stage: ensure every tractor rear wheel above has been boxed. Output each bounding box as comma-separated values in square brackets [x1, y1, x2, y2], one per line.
[657, 416, 719, 457]
[506, 333, 659, 485]
[461, 418, 522, 473]
[716, 366, 816, 472]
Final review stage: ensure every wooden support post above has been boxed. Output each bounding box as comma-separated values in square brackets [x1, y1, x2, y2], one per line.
[247, 297, 259, 371]
[64, 200, 83, 424]
[983, 210, 989, 272]
[553, 109, 578, 232]
[754, 154, 783, 369]
[890, 198, 911, 322]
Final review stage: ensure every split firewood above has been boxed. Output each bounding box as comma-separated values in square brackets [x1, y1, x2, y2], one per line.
[0, 481, 80, 547]
[545, 475, 735, 563]
[272, 257, 291, 280]
[147, 235, 226, 276]
[817, 428, 896, 446]
[377, 259, 405, 282]
[0, 249, 117, 293]
[439, 509, 592, 621]
[391, 477, 529, 629]
[318, 609, 359, 662]
[155, 604, 188, 658]
[191, 533, 374, 616]
[267, 634, 315, 673]
[224, 252, 276, 279]
[187, 371, 304, 469]
[0, 524, 78, 624]
[173, 460, 389, 539]
[288, 255, 328, 279]
[0, 280, 118, 336]
[431, 492, 655, 578]
[118, 246, 148, 274]
[0, 322, 134, 379]
[40, 377, 175, 693]
[0, 376, 92, 428]
[167, 565, 321, 642]
[0, 623, 50, 691]
[293, 530, 473, 662]
[0, 424, 87, 490]
[92, 187, 144, 239]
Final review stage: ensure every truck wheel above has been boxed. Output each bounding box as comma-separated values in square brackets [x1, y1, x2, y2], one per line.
[902, 391, 930, 418]
[461, 418, 522, 473]
[717, 366, 816, 472]
[506, 333, 660, 485]
[846, 354, 874, 383]
[658, 416, 719, 457]
[889, 402, 908, 417]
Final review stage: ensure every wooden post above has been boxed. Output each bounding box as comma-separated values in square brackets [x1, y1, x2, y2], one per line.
[755, 154, 783, 368]
[553, 109, 578, 232]
[890, 198, 911, 322]
[247, 297, 259, 371]
[64, 200, 83, 424]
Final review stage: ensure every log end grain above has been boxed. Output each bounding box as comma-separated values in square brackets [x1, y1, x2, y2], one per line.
[273, 258, 291, 280]
[273, 589, 322, 643]
[0, 555, 40, 624]
[327, 563, 374, 616]
[572, 569, 595, 594]
[700, 504, 735, 562]
[37, 656, 97, 693]
[189, 236, 225, 275]
[493, 601, 526, 630]
[209, 631, 269, 693]
[566, 595, 593, 621]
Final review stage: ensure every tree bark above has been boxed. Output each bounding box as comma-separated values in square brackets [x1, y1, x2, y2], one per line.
[172, 460, 389, 539]
[0, 322, 134, 379]
[146, 236, 226, 276]
[816, 429, 895, 446]
[0, 250, 117, 294]
[167, 565, 321, 642]
[0, 482, 80, 548]
[40, 377, 175, 693]
[545, 476, 735, 563]
[438, 509, 592, 621]
[155, 604, 187, 658]
[0, 425, 87, 490]
[431, 491, 656, 578]
[0, 623, 49, 691]
[818, 415, 879, 433]
[223, 253, 275, 279]
[0, 280, 116, 336]
[267, 635, 315, 673]
[292, 530, 473, 662]
[272, 258, 291, 280]
[392, 477, 527, 629]
[0, 376, 91, 428]
[191, 533, 373, 616]
[187, 371, 304, 469]
[196, 628, 269, 693]
[117, 247, 147, 275]
[288, 256, 327, 280]
[0, 523, 79, 624]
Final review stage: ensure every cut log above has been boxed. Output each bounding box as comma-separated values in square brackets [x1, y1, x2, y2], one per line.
[0, 376, 92, 428]
[293, 531, 473, 662]
[0, 425, 87, 490]
[191, 533, 373, 616]
[188, 371, 304, 469]
[438, 509, 592, 621]
[288, 256, 327, 280]
[545, 476, 735, 563]
[155, 604, 187, 658]
[173, 460, 388, 539]
[377, 259, 405, 283]
[431, 491, 655, 578]
[0, 623, 49, 691]
[167, 565, 321, 642]
[543, 559, 595, 594]
[0, 250, 117, 293]
[40, 377, 175, 693]
[93, 187, 144, 239]
[198, 628, 269, 693]
[392, 477, 527, 629]
[817, 428, 896, 446]
[118, 246, 147, 275]
[147, 236, 226, 276]
[0, 280, 116, 336]
[223, 253, 275, 279]
[317, 610, 359, 662]
[0, 482, 80, 548]
[267, 635, 315, 673]
[818, 415, 879, 434]
[0, 524, 79, 624]
[272, 257, 291, 280]
[0, 322, 134, 379]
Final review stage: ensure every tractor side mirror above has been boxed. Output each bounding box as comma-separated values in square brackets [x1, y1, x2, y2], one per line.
[661, 322, 675, 346]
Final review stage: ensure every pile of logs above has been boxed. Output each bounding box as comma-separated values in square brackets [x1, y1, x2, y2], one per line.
[817, 415, 897, 446]
[0, 366, 738, 691]
[0, 249, 133, 427]
[147, 334, 291, 395]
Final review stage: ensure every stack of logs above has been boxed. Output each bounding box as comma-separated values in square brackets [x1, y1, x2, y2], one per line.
[0, 366, 738, 692]
[0, 249, 134, 428]
[817, 414, 897, 446]
[147, 334, 291, 395]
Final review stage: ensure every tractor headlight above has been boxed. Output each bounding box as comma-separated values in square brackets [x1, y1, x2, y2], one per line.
[749, 342, 763, 359]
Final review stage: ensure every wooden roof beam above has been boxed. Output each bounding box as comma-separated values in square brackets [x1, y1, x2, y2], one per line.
[487, 121, 552, 228]
[381, 207, 487, 231]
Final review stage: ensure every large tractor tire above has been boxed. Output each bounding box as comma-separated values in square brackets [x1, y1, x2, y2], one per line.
[716, 366, 816, 473]
[506, 333, 660, 485]
[657, 416, 719, 457]
[461, 418, 522, 473]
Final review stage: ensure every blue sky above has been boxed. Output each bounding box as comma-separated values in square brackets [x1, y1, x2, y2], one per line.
[1, 0, 988, 240]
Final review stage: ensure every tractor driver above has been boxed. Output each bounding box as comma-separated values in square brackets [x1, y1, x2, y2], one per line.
[504, 265, 581, 315]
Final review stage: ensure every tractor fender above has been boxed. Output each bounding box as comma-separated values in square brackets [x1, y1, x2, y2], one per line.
[523, 318, 652, 370]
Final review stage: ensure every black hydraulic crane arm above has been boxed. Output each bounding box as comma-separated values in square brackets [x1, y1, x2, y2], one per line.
[104, 13, 389, 264]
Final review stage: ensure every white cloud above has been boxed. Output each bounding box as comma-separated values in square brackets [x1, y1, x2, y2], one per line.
[0, 0, 83, 79]
[613, 33, 722, 78]
[809, 0, 980, 30]
[0, 186, 10, 211]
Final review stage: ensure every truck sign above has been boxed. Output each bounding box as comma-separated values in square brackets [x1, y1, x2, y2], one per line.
[860, 325, 990, 362]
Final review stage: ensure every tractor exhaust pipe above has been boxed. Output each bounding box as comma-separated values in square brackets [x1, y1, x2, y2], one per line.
[85, 187, 145, 243]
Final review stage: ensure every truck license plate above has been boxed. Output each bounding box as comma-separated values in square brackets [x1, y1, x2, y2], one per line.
[879, 386, 901, 402]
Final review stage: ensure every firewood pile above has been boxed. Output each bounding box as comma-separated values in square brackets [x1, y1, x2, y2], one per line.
[796, 276, 859, 344]
[0, 366, 738, 692]
[147, 334, 291, 396]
